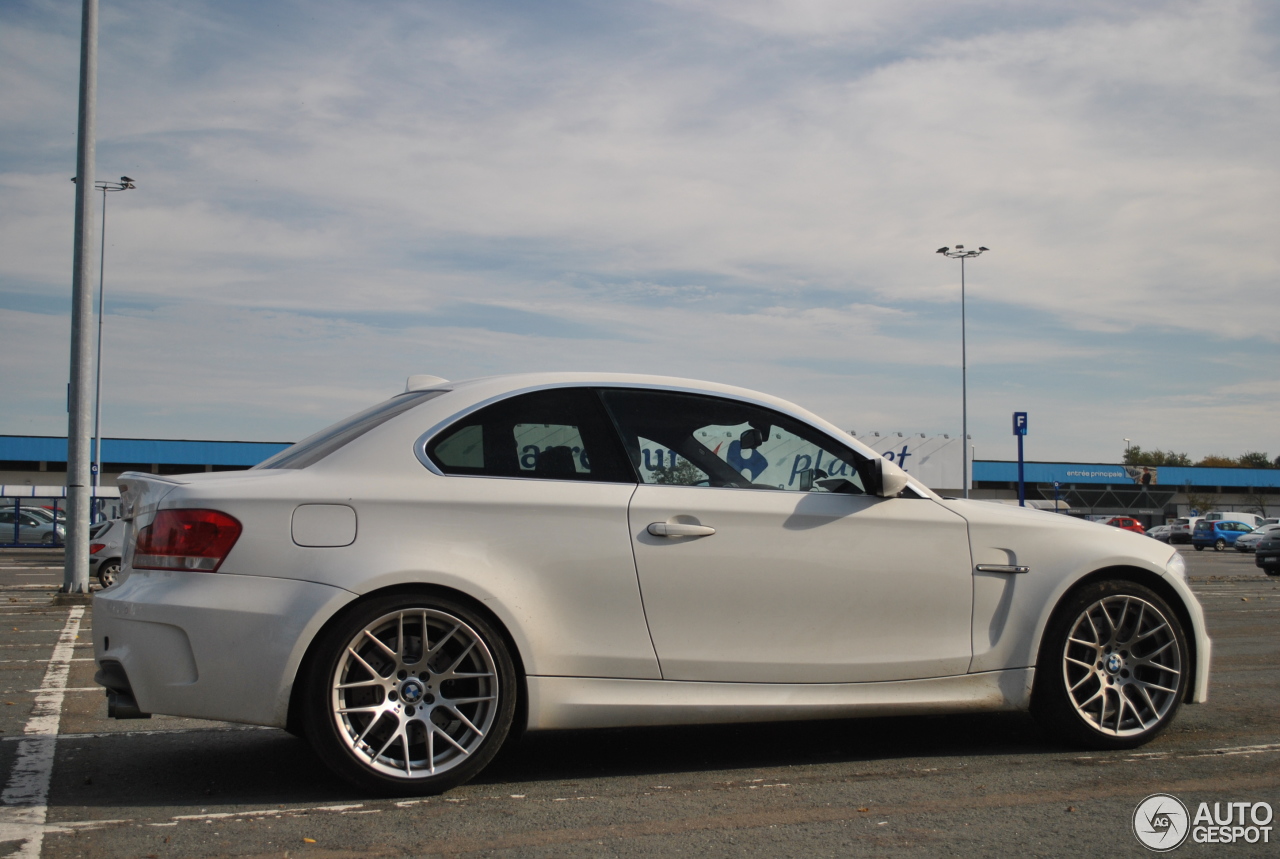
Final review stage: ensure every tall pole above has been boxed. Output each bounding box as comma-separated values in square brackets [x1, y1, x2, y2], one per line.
[91, 177, 134, 520]
[961, 255, 968, 498]
[66, 0, 99, 594]
[93, 185, 107, 510]
[935, 244, 989, 499]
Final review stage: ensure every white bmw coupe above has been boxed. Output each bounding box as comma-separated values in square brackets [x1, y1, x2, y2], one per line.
[94, 373, 1209, 794]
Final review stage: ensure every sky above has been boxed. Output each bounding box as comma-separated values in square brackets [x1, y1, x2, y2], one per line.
[1, 0, 1277, 464]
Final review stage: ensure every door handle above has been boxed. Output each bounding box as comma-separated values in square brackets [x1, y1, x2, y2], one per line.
[647, 522, 716, 538]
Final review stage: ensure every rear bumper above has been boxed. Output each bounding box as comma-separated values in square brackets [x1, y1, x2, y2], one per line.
[93, 569, 356, 727]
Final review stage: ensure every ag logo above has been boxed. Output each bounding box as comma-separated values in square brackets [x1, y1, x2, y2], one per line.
[1133, 793, 1190, 851]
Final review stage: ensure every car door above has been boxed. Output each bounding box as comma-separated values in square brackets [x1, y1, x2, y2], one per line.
[421, 386, 660, 679]
[600, 387, 974, 684]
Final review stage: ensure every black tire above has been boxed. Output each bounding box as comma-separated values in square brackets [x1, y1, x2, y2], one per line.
[1032, 580, 1189, 750]
[301, 592, 517, 796]
[1194, 545, 1204, 551]
[1214, 539, 1226, 551]
[96, 558, 121, 589]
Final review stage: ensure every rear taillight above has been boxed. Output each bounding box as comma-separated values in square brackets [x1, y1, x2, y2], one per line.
[134, 509, 242, 572]
[89, 543, 106, 554]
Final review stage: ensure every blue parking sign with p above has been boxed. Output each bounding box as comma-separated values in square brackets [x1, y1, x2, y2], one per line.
[1013, 412, 1028, 436]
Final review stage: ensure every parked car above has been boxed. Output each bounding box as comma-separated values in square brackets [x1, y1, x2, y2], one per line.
[25, 506, 66, 524]
[1168, 517, 1201, 545]
[1146, 525, 1172, 542]
[1200, 511, 1266, 529]
[95, 373, 1211, 795]
[89, 519, 124, 587]
[1256, 532, 1280, 576]
[1103, 516, 1146, 535]
[1233, 523, 1280, 553]
[0, 508, 65, 544]
[1191, 519, 1254, 551]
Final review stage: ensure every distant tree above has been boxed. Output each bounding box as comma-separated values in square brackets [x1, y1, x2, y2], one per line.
[1182, 490, 1217, 517]
[1123, 446, 1191, 466]
[1243, 491, 1270, 518]
[1237, 451, 1273, 469]
[1195, 455, 1237, 468]
[651, 458, 706, 486]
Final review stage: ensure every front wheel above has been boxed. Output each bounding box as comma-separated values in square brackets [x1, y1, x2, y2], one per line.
[1214, 539, 1226, 551]
[301, 593, 517, 795]
[1032, 580, 1188, 750]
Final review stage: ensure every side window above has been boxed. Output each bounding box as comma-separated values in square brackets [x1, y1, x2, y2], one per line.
[599, 388, 870, 494]
[426, 388, 634, 483]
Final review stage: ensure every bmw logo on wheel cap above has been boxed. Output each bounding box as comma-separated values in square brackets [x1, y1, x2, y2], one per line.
[400, 680, 424, 705]
[1133, 793, 1190, 851]
[1107, 654, 1123, 673]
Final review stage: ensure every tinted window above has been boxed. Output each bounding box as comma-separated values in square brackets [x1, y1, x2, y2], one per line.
[257, 390, 448, 470]
[427, 388, 634, 483]
[600, 388, 870, 493]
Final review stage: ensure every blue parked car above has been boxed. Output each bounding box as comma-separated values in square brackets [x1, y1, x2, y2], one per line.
[1192, 519, 1254, 551]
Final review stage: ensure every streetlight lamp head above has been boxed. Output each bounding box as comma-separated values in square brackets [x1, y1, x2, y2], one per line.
[955, 244, 964, 249]
[936, 247, 949, 254]
[978, 246, 989, 252]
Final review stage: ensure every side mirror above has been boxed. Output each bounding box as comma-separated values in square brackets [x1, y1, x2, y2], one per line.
[798, 468, 828, 492]
[875, 456, 910, 498]
[739, 428, 764, 450]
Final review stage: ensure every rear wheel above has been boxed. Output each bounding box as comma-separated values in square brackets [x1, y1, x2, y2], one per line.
[1194, 545, 1204, 551]
[1032, 580, 1188, 750]
[96, 558, 121, 588]
[301, 593, 517, 795]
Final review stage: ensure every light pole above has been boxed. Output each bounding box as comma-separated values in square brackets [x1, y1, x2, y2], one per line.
[90, 176, 135, 518]
[936, 244, 989, 498]
[1123, 438, 1131, 464]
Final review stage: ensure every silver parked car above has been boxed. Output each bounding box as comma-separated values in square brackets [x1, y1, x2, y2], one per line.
[94, 373, 1211, 795]
[0, 508, 65, 544]
[89, 519, 125, 587]
[1234, 523, 1280, 553]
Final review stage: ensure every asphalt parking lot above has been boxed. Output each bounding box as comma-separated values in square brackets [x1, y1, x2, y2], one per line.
[0, 545, 1276, 858]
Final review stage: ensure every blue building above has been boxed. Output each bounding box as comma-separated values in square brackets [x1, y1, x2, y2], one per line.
[2, 435, 1276, 528]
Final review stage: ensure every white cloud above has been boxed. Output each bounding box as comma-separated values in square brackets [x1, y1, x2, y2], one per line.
[0, 0, 1276, 463]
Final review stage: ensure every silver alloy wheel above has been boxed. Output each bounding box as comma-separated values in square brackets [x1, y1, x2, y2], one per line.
[1061, 595, 1182, 737]
[98, 559, 120, 588]
[329, 608, 499, 780]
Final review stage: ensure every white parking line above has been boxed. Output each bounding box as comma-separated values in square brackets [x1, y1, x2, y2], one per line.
[1079, 742, 1280, 764]
[3, 725, 277, 742]
[0, 607, 82, 859]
